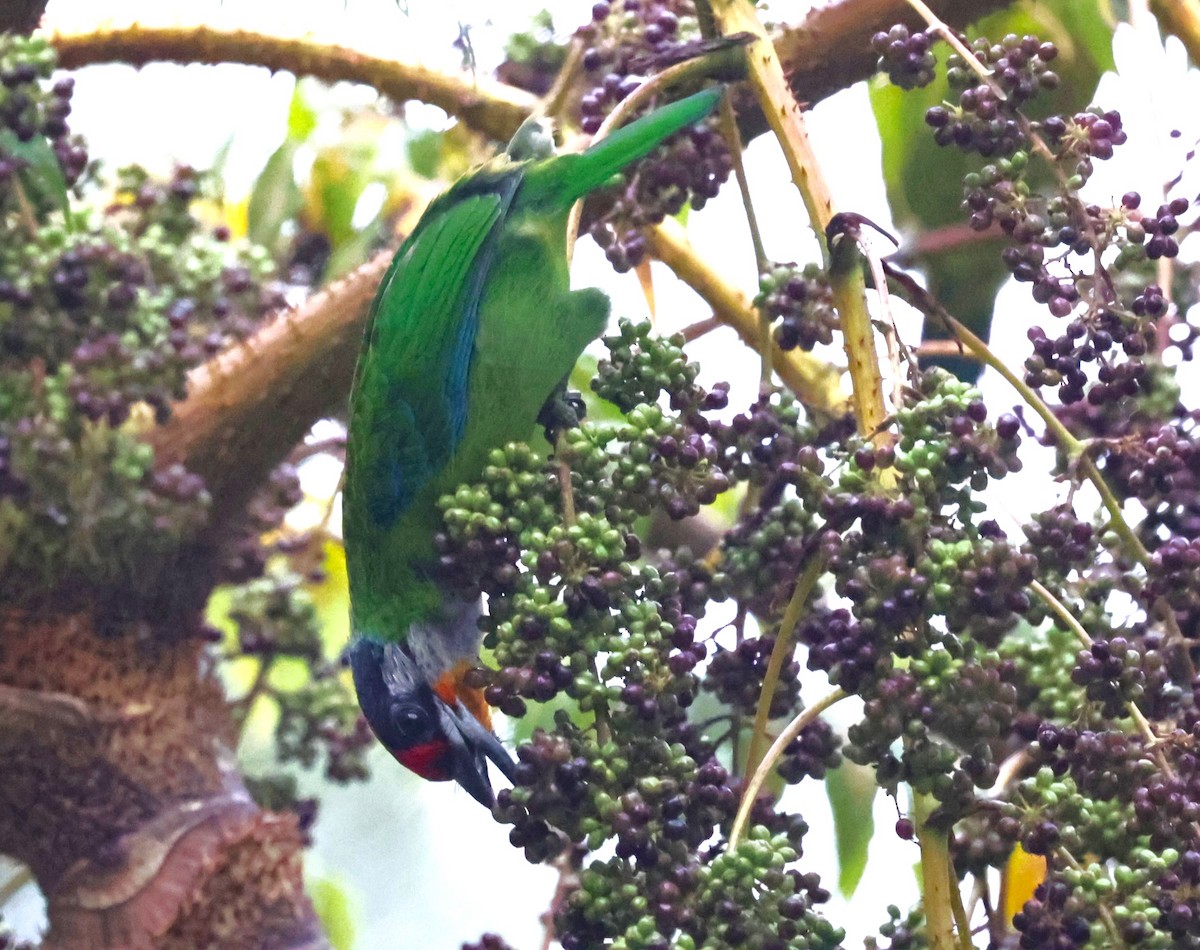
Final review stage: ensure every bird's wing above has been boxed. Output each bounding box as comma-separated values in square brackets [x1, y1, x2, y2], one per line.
[346, 173, 519, 533]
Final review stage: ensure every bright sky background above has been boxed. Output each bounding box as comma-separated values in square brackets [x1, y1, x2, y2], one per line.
[6, 1, 1199, 948]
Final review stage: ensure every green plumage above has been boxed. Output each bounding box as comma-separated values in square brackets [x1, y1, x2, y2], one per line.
[344, 87, 722, 646]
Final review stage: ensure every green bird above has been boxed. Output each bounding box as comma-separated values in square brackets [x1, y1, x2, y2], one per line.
[343, 86, 723, 806]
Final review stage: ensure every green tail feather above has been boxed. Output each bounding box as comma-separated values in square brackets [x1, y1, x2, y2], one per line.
[524, 86, 723, 211]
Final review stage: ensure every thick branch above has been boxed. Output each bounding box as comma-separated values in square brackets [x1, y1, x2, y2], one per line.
[51, 0, 1015, 148]
[51, 26, 536, 144]
[149, 249, 391, 528]
[777, 0, 1013, 109]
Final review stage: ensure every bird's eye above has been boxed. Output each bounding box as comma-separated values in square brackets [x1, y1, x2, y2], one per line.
[391, 702, 433, 741]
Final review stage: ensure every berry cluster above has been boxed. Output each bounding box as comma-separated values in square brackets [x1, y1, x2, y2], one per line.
[845, 652, 1015, 813]
[0, 33, 88, 207]
[225, 564, 374, 786]
[1007, 761, 1193, 948]
[871, 25, 936, 90]
[1001, 623, 1088, 723]
[756, 262, 838, 352]
[896, 25, 1200, 415]
[864, 905, 925, 950]
[433, 323, 854, 944]
[776, 717, 842, 784]
[1021, 504, 1097, 579]
[706, 635, 802, 718]
[576, 2, 732, 271]
[0, 36, 290, 604]
[579, 2, 696, 135]
[923, 34, 1058, 158]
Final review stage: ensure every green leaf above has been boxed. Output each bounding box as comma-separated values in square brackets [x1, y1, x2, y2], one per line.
[323, 216, 384, 282]
[0, 129, 69, 221]
[308, 875, 356, 950]
[870, 0, 1116, 380]
[310, 148, 371, 247]
[826, 761, 877, 897]
[247, 140, 302, 250]
[287, 82, 319, 142]
[407, 128, 444, 180]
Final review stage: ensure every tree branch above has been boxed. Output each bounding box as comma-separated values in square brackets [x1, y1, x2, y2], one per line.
[776, 0, 1013, 110]
[51, 25, 536, 144]
[149, 249, 391, 529]
[50, 0, 1016, 147]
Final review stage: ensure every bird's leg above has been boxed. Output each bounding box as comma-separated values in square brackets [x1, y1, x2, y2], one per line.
[537, 376, 587, 446]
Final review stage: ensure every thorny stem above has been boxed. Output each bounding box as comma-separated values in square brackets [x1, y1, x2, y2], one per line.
[728, 687, 846, 848]
[914, 793, 961, 950]
[948, 859, 975, 950]
[710, 0, 887, 440]
[741, 557, 824, 784]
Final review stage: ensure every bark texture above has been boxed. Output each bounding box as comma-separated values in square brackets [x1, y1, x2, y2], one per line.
[0, 609, 326, 949]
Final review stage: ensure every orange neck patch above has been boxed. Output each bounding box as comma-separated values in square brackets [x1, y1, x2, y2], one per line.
[433, 659, 493, 730]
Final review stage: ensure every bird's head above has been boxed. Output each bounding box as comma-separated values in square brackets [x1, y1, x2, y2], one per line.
[348, 638, 516, 806]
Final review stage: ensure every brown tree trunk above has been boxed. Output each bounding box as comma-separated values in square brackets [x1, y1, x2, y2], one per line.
[0, 607, 327, 949]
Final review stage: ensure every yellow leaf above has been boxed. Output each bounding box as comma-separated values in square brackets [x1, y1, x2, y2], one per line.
[1001, 844, 1047, 923]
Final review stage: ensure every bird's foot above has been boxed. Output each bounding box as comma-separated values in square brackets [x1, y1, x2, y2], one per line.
[538, 387, 587, 445]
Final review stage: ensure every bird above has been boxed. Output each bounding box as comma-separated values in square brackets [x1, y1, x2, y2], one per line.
[343, 85, 723, 806]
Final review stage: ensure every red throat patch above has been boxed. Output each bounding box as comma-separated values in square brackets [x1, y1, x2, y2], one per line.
[394, 740, 452, 781]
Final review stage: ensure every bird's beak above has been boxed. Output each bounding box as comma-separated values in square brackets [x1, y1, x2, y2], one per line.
[437, 700, 518, 807]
